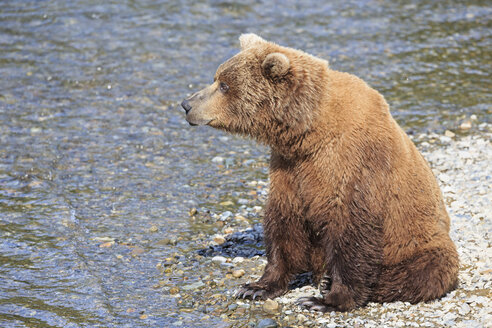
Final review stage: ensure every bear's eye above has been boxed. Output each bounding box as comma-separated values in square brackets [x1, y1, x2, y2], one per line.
[219, 82, 229, 93]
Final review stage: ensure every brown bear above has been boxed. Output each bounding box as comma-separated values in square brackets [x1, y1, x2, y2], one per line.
[181, 33, 459, 312]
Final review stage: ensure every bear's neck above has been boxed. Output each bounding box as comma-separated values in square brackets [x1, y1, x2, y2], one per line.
[268, 126, 337, 162]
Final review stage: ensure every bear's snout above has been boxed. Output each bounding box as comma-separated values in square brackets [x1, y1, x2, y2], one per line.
[181, 99, 192, 113]
[181, 93, 214, 126]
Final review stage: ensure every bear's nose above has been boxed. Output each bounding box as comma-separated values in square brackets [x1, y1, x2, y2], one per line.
[181, 99, 192, 113]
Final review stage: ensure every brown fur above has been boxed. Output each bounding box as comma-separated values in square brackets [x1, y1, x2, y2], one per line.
[181, 34, 459, 311]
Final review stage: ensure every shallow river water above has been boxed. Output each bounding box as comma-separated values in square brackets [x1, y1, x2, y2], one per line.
[0, 1, 490, 327]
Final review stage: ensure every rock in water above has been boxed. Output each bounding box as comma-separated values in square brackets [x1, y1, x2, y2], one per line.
[262, 299, 279, 314]
[257, 318, 278, 328]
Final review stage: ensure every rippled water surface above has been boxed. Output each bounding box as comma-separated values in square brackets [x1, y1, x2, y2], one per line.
[0, 1, 490, 327]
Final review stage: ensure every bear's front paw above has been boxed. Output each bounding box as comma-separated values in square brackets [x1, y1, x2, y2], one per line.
[297, 296, 334, 312]
[235, 284, 267, 300]
[235, 283, 285, 300]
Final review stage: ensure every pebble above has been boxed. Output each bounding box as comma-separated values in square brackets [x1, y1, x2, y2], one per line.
[444, 130, 455, 138]
[189, 208, 197, 216]
[213, 235, 226, 245]
[262, 299, 279, 314]
[256, 318, 278, 328]
[443, 312, 457, 322]
[99, 241, 115, 248]
[440, 135, 452, 143]
[220, 211, 233, 220]
[234, 215, 249, 223]
[156, 238, 177, 246]
[438, 172, 451, 183]
[211, 256, 227, 264]
[94, 236, 115, 242]
[460, 121, 472, 130]
[169, 287, 179, 295]
[296, 314, 307, 323]
[232, 269, 245, 278]
[211, 156, 224, 163]
[459, 302, 471, 315]
[220, 262, 234, 268]
[182, 281, 205, 291]
[232, 257, 244, 264]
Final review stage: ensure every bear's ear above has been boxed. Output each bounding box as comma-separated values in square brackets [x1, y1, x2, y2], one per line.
[262, 53, 290, 80]
[239, 33, 266, 50]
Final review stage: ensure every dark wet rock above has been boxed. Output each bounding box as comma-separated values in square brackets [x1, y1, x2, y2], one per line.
[288, 272, 314, 290]
[198, 224, 265, 258]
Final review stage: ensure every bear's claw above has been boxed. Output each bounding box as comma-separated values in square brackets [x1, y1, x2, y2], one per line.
[297, 296, 334, 312]
[319, 274, 332, 296]
[235, 285, 266, 300]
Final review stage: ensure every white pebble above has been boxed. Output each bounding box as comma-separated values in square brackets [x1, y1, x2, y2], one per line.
[232, 257, 244, 264]
[211, 256, 226, 264]
[211, 156, 224, 163]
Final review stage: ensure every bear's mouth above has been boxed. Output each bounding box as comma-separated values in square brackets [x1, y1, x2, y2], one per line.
[185, 115, 214, 127]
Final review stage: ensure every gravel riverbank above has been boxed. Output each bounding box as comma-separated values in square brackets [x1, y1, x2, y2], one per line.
[167, 128, 491, 328]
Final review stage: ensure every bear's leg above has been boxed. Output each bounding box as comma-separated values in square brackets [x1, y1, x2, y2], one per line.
[297, 266, 361, 312]
[298, 225, 383, 311]
[374, 245, 459, 304]
[236, 215, 310, 300]
[235, 259, 291, 300]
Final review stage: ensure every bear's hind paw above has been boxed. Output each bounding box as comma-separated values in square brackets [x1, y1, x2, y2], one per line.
[319, 274, 332, 296]
[297, 296, 334, 312]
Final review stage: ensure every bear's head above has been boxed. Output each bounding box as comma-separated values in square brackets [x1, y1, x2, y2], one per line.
[181, 34, 329, 154]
